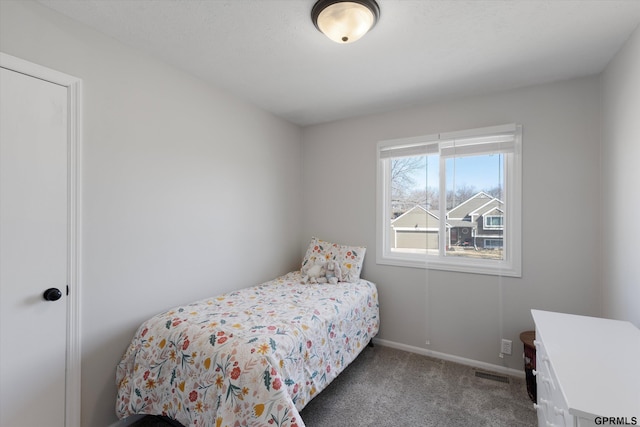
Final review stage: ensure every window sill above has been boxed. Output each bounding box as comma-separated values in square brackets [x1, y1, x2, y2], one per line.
[376, 251, 521, 277]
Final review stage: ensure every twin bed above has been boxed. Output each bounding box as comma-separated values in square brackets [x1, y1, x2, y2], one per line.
[116, 238, 379, 427]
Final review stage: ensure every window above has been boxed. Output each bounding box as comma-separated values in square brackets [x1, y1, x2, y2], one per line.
[376, 124, 522, 277]
[485, 239, 503, 249]
[484, 215, 504, 229]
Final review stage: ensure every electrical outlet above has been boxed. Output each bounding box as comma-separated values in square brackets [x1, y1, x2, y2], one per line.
[501, 339, 512, 355]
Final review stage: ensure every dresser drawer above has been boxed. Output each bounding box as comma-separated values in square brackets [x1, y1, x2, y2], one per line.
[533, 337, 554, 426]
[533, 338, 556, 396]
[534, 336, 574, 427]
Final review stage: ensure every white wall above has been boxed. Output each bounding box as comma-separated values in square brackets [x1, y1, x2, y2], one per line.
[601, 25, 640, 327]
[0, 2, 303, 426]
[302, 76, 602, 372]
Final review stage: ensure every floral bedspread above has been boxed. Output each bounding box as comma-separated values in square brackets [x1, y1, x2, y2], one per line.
[116, 271, 379, 427]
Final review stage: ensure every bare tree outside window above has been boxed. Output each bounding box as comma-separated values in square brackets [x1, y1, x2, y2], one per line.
[390, 158, 420, 197]
[446, 184, 477, 210]
[390, 157, 423, 216]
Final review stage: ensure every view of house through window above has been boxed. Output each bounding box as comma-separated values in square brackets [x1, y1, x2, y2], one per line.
[391, 153, 504, 259]
[377, 124, 522, 277]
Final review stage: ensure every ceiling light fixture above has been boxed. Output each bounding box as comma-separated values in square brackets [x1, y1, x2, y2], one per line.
[311, 0, 380, 44]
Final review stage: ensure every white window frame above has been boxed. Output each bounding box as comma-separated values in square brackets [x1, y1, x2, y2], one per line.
[376, 124, 522, 277]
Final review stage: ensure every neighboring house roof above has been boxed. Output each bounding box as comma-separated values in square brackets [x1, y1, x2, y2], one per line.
[482, 207, 504, 216]
[391, 205, 440, 228]
[469, 201, 503, 219]
[392, 205, 455, 230]
[447, 192, 503, 221]
[393, 192, 504, 231]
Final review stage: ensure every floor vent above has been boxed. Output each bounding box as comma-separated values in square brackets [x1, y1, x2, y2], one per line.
[475, 371, 510, 383]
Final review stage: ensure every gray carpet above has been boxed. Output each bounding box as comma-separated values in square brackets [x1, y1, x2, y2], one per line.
[129, 345, 537, 427]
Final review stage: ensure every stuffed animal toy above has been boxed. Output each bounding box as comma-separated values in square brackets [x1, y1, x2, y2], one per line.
[301, 258, 326, 284]
[324, 260, 342, 284]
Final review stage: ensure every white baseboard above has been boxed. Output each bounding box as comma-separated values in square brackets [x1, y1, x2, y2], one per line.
[108, 415, 145, 427]
[372, 338, 525, 378]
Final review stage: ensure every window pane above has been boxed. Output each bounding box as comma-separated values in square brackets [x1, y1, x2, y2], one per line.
[377, 124, 521, 277]
[445, 154, 505, 260]
[389, 154, 439, 254]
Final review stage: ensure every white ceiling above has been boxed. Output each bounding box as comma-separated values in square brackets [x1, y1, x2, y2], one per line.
[38, 0, 640, 126]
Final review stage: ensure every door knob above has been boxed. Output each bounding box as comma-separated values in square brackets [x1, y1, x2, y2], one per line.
[43, 287, 62, 301]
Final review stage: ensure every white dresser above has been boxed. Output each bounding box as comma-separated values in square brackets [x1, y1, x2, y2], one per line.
[531, 310, 640, 427]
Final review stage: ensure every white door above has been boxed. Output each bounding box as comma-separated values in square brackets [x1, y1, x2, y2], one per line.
[0, 67, 68, 427]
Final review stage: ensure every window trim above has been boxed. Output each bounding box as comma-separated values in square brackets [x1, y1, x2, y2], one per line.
[376, 124, 522, 277]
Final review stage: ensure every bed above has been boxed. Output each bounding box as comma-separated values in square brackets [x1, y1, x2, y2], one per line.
[116, 238, 379, 427]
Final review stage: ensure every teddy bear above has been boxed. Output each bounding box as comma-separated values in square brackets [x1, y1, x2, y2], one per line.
[301, 258, 326, 284]
[324, 259, 342, 284]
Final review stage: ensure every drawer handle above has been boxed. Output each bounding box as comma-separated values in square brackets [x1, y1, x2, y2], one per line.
[537, 374, 556, 390]
[554, 406, 565, 416]
[532, 369, 538, 376]
[546, 423, 556, 427]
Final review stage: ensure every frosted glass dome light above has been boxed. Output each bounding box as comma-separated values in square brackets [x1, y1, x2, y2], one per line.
[312, 0, 380, 44]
